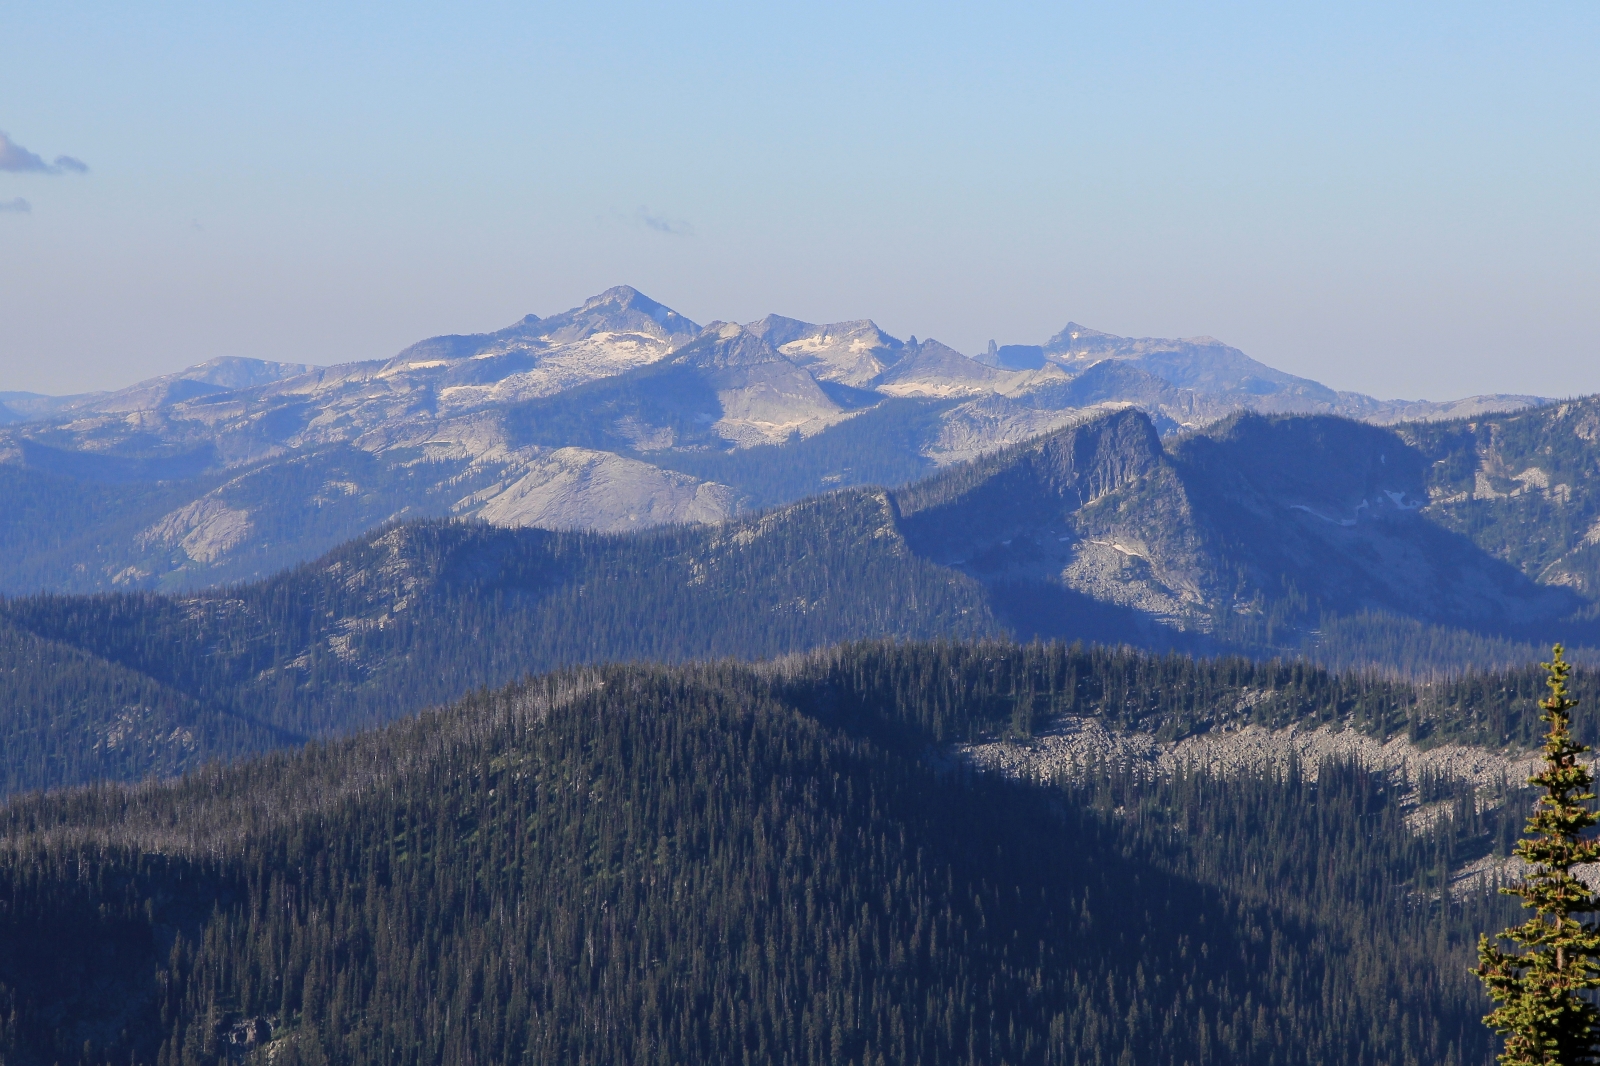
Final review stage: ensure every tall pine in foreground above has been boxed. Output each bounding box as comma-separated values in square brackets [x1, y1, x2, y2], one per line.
[1478, 645, 1600, 1064]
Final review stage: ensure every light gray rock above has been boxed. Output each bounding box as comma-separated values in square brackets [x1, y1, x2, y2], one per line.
[747, 315, 906, 387]
[674, 323, 849, 445]
[463, 447, 740, 532]
[870, 338, 1024, 397]
[137, 497, 255, 564]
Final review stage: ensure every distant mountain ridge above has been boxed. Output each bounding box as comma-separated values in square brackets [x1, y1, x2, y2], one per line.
[0, 285, 1555, 592]
[5, 399, 1600, 797]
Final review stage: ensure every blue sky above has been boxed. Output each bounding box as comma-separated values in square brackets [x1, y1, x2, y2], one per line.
[1, 1, 1596, 399]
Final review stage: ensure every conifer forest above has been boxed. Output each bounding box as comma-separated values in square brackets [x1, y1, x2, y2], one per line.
[0, 641, 1579, 1065]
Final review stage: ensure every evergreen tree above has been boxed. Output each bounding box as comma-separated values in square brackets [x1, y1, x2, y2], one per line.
[1478, 645, 1600, 1064]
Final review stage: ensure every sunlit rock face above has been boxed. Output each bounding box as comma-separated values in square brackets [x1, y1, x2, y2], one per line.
[0, 286, 1555, 592]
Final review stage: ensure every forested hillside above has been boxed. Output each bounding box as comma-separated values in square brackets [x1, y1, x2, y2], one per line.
[0, 642, 1531, 1066]
[5, 406, 1600, 796]
[0, 498, 997, 794]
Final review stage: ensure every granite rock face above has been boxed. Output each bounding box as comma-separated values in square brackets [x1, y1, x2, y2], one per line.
[0, 286, 1557, 592]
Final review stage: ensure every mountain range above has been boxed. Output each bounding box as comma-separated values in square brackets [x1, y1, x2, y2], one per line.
[3, 286, 1597, 1066]
[0, 285, 1546, 593]
[5, 284, 1599, 799]
[5, 394, 1600, 797]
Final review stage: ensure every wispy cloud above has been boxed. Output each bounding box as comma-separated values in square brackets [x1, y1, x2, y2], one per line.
[0, 131, 89, 174]
[0, 198, 30, 213]
[636, 207, 692, 236]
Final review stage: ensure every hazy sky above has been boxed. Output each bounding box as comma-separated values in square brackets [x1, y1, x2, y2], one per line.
[2, 1, 1596, 400]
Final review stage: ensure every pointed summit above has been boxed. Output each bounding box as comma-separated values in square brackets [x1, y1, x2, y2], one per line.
[368, 287, 701, 413]
[871, 338, 1009, 398]
[1042, 322, 1123, 353]
[671, 322, 791, 369]
[745, 314, 820, 349]
[536, 286, 700, 345]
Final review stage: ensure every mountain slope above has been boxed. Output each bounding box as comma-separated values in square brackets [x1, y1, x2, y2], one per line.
[746, 315, 905, 386]
[1400, 398, 1600, 596]
[463, 446, 738, 531]
[669, 322, 849, 444]
[0, 287, 1558, 593]
[0, 616, 292, 796]
[0, 357, 315, 421]
[871, 338, 1032, 397]
[0, 643, 1514, 1066]
[897, 407, 1590, 658]
[1045, 322, 1339, 402]
[1042, 322, 1545, 422]
[5, 405, 1600, 796]
[0, 491, 995, 780]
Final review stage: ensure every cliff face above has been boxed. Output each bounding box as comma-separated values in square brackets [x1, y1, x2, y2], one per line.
[896, 407, 1584, 648]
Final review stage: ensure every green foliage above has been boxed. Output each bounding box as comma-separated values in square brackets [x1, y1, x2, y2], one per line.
[1306, 612, 1590, 680]
[0, 644, 1523, 1065]
[0, 618, 292, 796]
[1477, 646, 1600, 1065]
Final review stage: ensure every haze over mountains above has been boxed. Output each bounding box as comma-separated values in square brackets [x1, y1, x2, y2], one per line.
[0, 285, 1546, 592]
[6, 394, 1600, 797]
[6, 282, 1598, 786]
[3, 288, 1597, 1066]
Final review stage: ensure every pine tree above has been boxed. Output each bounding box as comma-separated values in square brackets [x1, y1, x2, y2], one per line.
[1478, 644, 1600, 1065]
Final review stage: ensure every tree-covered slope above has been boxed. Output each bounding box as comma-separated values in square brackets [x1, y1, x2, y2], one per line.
[0, 495, 1000, 792]
[0, 617, 290, 796]
[7, 406, 1600, 796]
[0, 644, 1522, 1066]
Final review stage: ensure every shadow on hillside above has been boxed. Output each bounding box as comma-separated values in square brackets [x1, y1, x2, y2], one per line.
[983, 579, 1207, 655]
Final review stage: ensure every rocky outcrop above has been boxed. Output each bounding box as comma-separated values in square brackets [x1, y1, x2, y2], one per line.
[748, 315, 905, 386]
[463, 448, 739, 532]
[672, 323, 849, 445]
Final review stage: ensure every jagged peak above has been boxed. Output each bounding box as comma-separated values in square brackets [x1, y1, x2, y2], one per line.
[746, 314, 904, 351]
[582, 284, 672, 320]
[744, 314, 817, 347]
[1045, 322, 1123, 350]
[672, 321, 786, 368]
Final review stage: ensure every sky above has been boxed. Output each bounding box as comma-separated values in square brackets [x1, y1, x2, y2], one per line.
[1, 1, 1597, 401]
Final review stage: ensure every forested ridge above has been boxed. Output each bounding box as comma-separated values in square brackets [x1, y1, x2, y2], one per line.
[0, 500, 994, 795]
[0, 512, 1593, 797]
[0, 642, 1533, 1065]
[8, 399, 1600, 801]
[6, 480, 1600, 798]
